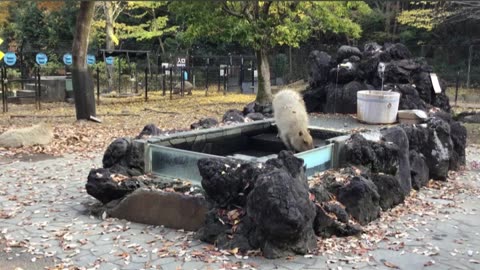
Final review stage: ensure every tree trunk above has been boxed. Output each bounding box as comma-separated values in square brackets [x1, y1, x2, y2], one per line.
[104, 1, 115, 92]
[255, 48, 272, 105]
[72, 1, 96, 120]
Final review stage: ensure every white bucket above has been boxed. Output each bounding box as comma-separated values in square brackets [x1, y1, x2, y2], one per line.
[357, 90, 401, 124]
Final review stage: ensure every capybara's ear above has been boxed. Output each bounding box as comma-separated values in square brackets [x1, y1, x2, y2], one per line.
[299, 131, 303, 136]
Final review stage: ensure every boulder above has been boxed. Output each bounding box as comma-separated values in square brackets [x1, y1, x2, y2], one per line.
[245, 112, 265, 121]
[313, 203, 362, 238]
[324, 81, 367, 114]
[198, 158, 247, 208]
[308, 50, 333, 87]
[336, 45, 362, 63]
[387, 84, 428, 111]
[108, 189, 209, 231]
[243, 102, 256, 115]
[0, 123, 53, 148]
[329, 63, 359, 84]
[247, 166, 316, 258]
[384, 59, 420, 84]
[253, 102, 273, 116]
[385, 43, 413, 60]
[430, 111, 467, 170]
[191, 118, 219, 129]
[136, 124, 163, 139]
[343, 133, 399, 175]
[303, 87, 326, 113]
[222, 109, 246, 123]
[409, 150, 430, 190]
[173, 81, 194, 94]
[102, 137, 144, 176]
[197, 151, 318, 258]
[337, 176, 381, 225]
[381, 126, 412, 195]
[86, 168, 142, 204]
[412, 72, 433, 104]
[401, 118, 453, 181]
[370, 174, 405, 210]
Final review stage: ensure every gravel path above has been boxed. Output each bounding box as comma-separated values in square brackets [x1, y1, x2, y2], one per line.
[0, 147, 479, 270]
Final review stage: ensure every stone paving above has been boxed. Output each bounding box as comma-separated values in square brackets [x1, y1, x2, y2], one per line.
[0, 147, 479, 270]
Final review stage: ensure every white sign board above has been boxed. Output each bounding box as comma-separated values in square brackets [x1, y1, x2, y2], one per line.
[219, 64, 228, 77]
[254, 70, 258, 78]
[162, 63, 171, 75]
[176, 57, 186, 67]
[430, 73, 442, 94]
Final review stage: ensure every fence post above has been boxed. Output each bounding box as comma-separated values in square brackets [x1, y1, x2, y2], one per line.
[217, 66, 221, 92]
[223, 66, 227, 95]
[169, 67, 173, 100]
[467, 45, 473, 89]
[251, 61, 254, 88]
[180, 67, 185, 97]
[118, 57, 122, 94]
[144, 67, 148, 101]
[240, 61, 244, 94]
[162, 66, 166, 96]
[1, 67, 5, 113]
[205, 65, 209, 96]
[455, 71, 460, 106]
[38, 67, 42, 110]
[96, 66, 100, 105]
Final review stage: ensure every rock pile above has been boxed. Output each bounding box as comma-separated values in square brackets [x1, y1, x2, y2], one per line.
[196, 151, 361, 259]
[304, 42, 451, 114]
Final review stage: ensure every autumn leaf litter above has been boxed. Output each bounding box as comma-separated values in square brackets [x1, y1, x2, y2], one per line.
[0, 93, 480, 269]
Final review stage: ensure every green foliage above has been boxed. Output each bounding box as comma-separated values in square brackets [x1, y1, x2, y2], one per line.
[117, 2, 178, 42]
[170, 1, 371, 51]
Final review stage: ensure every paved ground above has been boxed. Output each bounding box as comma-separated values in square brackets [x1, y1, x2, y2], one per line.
[0, 147, 479, 270]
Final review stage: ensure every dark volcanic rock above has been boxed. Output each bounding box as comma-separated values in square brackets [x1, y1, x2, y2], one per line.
[198, 151, 317, 258]
[303, 88, 326, 113]
[245, 112, 265, 121]
[409, 150, 430, 190]
[314, 203, 362, 238]
[191, 118, 219, 129]
[337, 176, 381, 225]
[198, 158, 247, 208]
[330, 63, 359, 84]
[430, 111, 467, 170]
[344, 133, 399, 175]
[308, 50, 333, 88]
[86, 168, 142, 204]
[401, 118, 453, 181]
[247, 167, 316, 258]
[381, 126, 412, 195]
[384, 59, 420, 84]
[102, 137, 144, 176]
[253, 102, 273, 116]
[243, 102, 256, 115]
[370, 174, 405, 210]
[136, 124, 163, 139]
[387, 84, 428, 111]
[324, 81, 367, 114]
[413, 72, 433, 104]
[337, 45, 362, 63]
[385, 43, 413, 60]
[222, 109, 245, 123]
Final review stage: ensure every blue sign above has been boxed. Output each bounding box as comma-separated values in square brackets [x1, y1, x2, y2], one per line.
[87, 54, 96, 65]
[105, 56, 114, 65]
[63, 53, 73, 65]
[4, 52, 17, 66]
[183, 70, 188, 81]
[36, 53, 48, 65]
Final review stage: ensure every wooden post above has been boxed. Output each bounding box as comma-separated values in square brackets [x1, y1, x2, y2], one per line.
[96, 66, 100, 105]
[455, 71, 459, 106]
[205, 65, 209, 96]
[467, 45, 473, 89]
[144, 67, 148, 101]
[169, 67, 173, 100]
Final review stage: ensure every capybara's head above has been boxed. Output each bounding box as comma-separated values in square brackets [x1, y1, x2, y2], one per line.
[294, 129, 314, 152]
